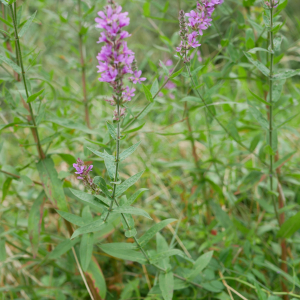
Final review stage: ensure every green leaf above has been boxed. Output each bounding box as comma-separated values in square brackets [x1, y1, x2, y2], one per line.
[104, 151, 117, 180]
[0, 238, 6, 262]
[187, 251, 214, 280]
[137, 104, 154, 120]
[180, 96, 200, 102]
[159, 272, 174, 300]
[123, 122, 146, 133]
[106, 122, 117, 140]
[119, 141, 141, 161]
[0, 16, 13, 28]
[28, 192, 45, 257]
[273, 151, 296, 170]
[248, 47, 272, 54]
[138, 219, 177, 247]
[170, 67, 184, 79]
[71, 216, 118, 239]
[254, 282, 267, 300]
[249, 89, 271, 105]
[150, 79, 159, 97]
[227, 120, 240, 141]
[143, 84, 154, 102]
[113, 205, 152, 219]
[98, 242, 137, 251]
[86, 258, 107, 299]
[272, 69, 300, 80]
[143, 2, 150, 16]
[244, 52, 270, 76]
[48, 238, 80, 260]
[27, 88, 45, 103]
[56, 210, 86, 227]
[127, 188, 148, 205]
[151, 249, 193, 264]
[0, 53, 21, 74]
[2, 177, 12, 201]
[247, 101, 269, 130]
[277, 211, 300, 238]
[80, 233, 94, 272]
[210, 202, 233, 228]
[36, 158, 68, 212]
[87, 147, 115, 161]
[19, 11, 37, 37]
[93, 176, 112, 199]
[69, 188, 109, 210]
[115, 171, 144, 197]
[99, 243, 147, 264]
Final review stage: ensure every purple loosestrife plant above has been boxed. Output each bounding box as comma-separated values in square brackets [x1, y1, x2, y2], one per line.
[177, 0, 223, 62]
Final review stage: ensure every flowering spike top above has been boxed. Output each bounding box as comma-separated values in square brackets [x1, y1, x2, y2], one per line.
[177, 0, 223, 62]
[95, 0, 146, 120]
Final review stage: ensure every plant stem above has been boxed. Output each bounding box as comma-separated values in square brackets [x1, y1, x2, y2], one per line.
[184, 63, 268, 167]
[78, 0, 91, 128]
[122, 59, 182, 132]
[269, 4, 288, 298]
[268, 5, 280, 226]
[9, 4, 45, 160]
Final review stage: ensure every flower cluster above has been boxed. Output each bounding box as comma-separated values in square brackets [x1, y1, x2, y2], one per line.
[265, 0, 279, 8]
[95, 0, 146, 120]
[177, 0, 223, 61]
[73, 158, 101, 194]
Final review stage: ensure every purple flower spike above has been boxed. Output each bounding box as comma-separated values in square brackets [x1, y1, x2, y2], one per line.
[95, 0, 147, 120]
[177, 0, 223, 61]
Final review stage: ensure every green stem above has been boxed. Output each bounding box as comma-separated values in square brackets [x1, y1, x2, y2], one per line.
[104, 104, 121, 222]
[268, 6, 280, 225]
[184, 63, 268, 166]
[9, 4, 45, 160]
[122, 59, 182, 132]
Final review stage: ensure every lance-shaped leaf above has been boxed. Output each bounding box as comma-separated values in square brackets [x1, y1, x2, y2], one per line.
[127, 188, 148, 205]
[272, 69, 300, 80]
[70, 188, 109, 209]
[86, 257, 107, 299]
[143, 84, 154, 102]
[138, 219, 177, 247]
[0, 53, 21, 73]
[151, 249, 194, 264]
[56, 210, 86, 227]
[19, 11, 37, 37]
[93, 176, 112, 198]
[244, 52, 270, 76]
[115, 171, 144, 197]
[80, 233, 94, 272]
[107, 122, 117, 140]
[48, 238, 80, 260]
[37, 158, 68, 212]
[277, 211, 300, 239]
[27, 88, 44, 103]
[99, 244, 147, 264]
[159, 272, 174, 300]
[98, 242, 137, 251]
[28, 192, 46, 257]
[104, 150, 117, 180]
[87, 147, 115, 161]
[247, 100, 269, 130]
[150, 79, 159, 97]
[187, 251, 214, 280]
[113, 205, 152, 220]
[119, 141, 141, 161]
[71, 214, 118, 239]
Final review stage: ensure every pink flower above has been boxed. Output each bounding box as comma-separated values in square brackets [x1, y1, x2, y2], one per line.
[122, 86, 136, 101]
[129, 70, 146, 84]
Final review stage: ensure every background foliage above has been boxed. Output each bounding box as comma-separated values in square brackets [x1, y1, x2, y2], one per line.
[0, 0, 300, 299]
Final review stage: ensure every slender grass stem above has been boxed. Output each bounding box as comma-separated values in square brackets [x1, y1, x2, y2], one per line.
[9, 4, 45, 159]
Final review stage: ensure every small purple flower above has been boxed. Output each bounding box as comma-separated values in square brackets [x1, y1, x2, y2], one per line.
[122, 86, 136, 102]
[129, 70, 146, 84]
